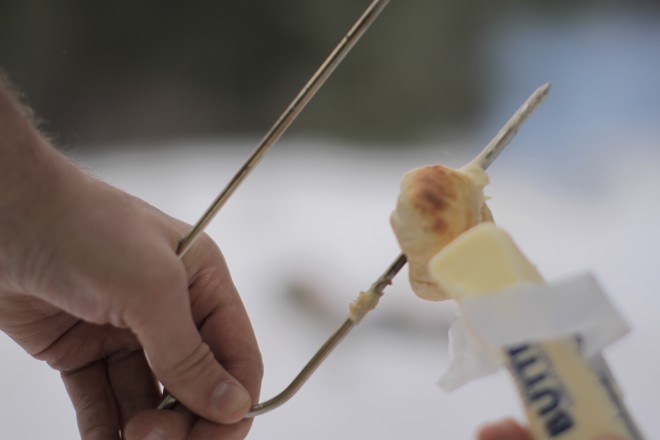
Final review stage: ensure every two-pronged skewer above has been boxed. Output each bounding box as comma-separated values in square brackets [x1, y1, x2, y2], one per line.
[158, 0, 392, 411]
[155, 0, 551, 418]
[159, 80, 550, 415]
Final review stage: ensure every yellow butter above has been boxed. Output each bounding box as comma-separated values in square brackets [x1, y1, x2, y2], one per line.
[428, 223, 636, 440]
[428, 222, 543, 293]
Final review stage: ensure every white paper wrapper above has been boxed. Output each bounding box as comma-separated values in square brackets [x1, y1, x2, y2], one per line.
[438, 315, 502, 391]
[439, 272, 631, 391]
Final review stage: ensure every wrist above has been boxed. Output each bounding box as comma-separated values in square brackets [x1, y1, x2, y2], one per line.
[0, 85, 85, 291]
[0, 85, 57, 207]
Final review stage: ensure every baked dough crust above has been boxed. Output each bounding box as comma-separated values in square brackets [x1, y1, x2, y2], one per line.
[390, 162, 493, 300]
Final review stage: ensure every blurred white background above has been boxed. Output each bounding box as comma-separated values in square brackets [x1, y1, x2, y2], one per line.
[2, 5, 660, 440]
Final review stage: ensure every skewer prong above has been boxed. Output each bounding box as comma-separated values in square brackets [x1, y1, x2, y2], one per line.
[176, 0, 392, 259]
[469, 82, 550, 170]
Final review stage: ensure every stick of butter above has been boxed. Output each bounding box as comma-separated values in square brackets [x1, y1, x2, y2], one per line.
[427, 223, 641, 440]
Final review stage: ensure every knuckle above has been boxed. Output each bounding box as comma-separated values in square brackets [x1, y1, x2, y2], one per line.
[254, 353, 265, 383]
[243, 349, 264, 383]
[164, 341, 217, 384]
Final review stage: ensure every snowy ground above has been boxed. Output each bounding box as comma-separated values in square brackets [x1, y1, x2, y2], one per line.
[1, 134, 658, 439]
[2, 8, 660, 440]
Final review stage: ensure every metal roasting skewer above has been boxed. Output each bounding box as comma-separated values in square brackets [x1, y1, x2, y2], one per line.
[155, 0, 550, 415]
[245, 82, 551, 417]
[159, 81, 551, 413]
[158, 0, 392, 411]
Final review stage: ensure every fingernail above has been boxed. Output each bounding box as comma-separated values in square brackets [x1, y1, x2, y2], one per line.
[212, 380, 251, 415]
[143, 430, 166, 440]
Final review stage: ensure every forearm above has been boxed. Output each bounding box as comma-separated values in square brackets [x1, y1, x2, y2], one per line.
[0, 82, 61, 200]
[0, 81, 79, 289]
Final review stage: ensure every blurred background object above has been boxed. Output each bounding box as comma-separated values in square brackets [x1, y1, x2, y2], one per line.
[1, 0, 657, 149]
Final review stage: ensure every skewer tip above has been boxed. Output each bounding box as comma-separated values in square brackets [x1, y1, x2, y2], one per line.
[532, 82, 551, 104]
[469, 82, 552, 170]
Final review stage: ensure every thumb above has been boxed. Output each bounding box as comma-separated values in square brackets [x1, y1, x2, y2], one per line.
[130, 284, 252, 424]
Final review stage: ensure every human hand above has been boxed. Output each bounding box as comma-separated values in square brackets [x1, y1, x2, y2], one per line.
[476, 418, 624, 440]
[476, 419, 533, 440]
[0, 82, 262, 439]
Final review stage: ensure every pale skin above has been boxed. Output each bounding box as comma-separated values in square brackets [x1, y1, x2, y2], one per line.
[477, 419, 534, 440]
[476, 419, 624, 440]
[0, 80, 263, 439]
